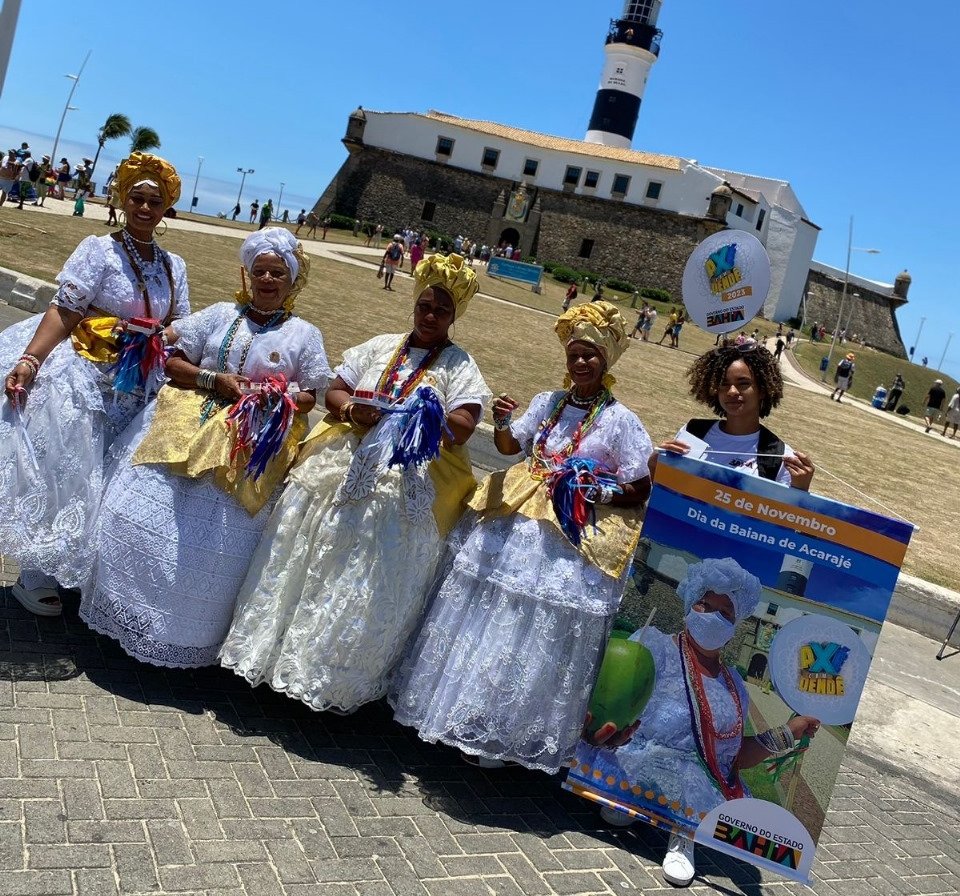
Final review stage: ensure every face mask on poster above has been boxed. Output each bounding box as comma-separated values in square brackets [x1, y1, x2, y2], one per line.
[685, 608, 736, 650]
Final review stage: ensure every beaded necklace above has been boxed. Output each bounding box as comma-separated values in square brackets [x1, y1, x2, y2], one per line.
[116, 230, 176, 323]
[199, 305, 288, 423]
[530, 387, 614, 477]
[677, 631, 745, 801]
[374, 334, 450, 403]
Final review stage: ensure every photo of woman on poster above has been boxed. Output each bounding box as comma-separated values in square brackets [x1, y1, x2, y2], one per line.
[576, 557, 820, 887]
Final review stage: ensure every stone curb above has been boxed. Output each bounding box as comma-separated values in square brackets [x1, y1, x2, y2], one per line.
[0, 264, 55, 314]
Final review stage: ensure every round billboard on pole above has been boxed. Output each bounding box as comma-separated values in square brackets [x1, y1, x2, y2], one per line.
[682, 230, 771, 334]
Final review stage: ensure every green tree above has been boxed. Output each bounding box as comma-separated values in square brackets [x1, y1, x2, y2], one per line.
[89, 113, 131, 180]
[129, 126, 161, 154]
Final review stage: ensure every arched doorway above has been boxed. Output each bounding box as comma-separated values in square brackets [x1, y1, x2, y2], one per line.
[747, 652, 768, 681]
[499, 227, 520, 250]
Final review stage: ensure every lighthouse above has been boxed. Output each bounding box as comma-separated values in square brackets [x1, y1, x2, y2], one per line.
[585, 1, 663, 148]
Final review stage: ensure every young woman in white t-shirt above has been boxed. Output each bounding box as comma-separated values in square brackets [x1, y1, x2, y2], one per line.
[649, 341, 815, 490]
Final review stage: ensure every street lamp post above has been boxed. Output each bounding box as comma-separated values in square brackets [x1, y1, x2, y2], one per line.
[910, 317, 926, 362]
[277, 182, 285, 214]
[191, 156, 203, 211]
[938, 333, 954, 372]
[50, 50, 91, 167]
[235, 167, 254, 208]
[820, 216, 880, 381]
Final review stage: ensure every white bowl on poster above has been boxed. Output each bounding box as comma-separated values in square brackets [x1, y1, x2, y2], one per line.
[767, 614, 871, 726]
[681, 230, 771, 335]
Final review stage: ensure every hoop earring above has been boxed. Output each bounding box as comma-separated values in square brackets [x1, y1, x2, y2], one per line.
[155, 220, 168, 238]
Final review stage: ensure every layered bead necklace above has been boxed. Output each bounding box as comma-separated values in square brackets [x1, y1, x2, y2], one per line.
[117, 228, 175, 321]
[677, 630, 745, 801]
[374, 334, 450, 403]
[530, 387, 614, 478]
[199, 304, 288, 423]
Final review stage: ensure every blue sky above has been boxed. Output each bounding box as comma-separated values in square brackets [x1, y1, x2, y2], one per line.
[1, 0, 958, 377]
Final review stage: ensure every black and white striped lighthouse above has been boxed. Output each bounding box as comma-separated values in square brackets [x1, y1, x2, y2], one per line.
[585, 1, 663, 148]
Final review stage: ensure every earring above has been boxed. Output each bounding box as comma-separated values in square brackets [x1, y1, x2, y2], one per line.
[155, 220, 168, 238]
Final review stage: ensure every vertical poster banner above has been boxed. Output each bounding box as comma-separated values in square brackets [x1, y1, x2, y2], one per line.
[564, 453, 914, 883]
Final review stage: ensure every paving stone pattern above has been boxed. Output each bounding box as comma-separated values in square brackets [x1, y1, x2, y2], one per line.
[1, 582, 959, 896]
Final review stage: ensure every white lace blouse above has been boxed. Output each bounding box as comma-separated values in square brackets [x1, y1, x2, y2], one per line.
[52, 234, 190, 321]
[171, 302, 332, 389]
[510, 390, 654, 483]
[336, 333, 491, 413]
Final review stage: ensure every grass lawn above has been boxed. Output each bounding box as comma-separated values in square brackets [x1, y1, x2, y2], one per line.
[791, 337, 958, 423]
[1, 207, 957, 588]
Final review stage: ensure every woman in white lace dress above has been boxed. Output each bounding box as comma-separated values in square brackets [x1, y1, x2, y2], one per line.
[391, 302, 653, 773]
[0, 153, 189, 615]
[220, 253, 491, 713]
[80, 229, 331, 667]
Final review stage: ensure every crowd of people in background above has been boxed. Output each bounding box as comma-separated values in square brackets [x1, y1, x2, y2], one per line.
[0, 141, 96, 210]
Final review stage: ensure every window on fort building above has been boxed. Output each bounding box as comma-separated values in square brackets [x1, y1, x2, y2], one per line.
[578, 238, 594, 259]
[435, 136, 454, 156]
[645, 180, 663, 200]
[756, 208, 766, 231]
[421, 201, 436, 222]
[523, 158, 539, 177]
[767, 602, 779, 616]
[612, 173, 631, 196]
[481, 147, 500, 169]
[735, 202, 745, 217]
[564, 166, 582, 186]
[584, 170, 600, 189]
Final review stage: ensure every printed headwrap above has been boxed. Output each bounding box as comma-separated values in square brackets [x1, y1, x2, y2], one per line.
[676, 557, 761, 624]
[555, 300, 630, 368]
[237, 227, 310, 312]
[114, 152, 181, 207]
[413, 253, 479, 320]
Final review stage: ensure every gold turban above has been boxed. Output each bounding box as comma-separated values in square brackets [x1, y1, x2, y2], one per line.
[555, 300, 630, 368]
[115, 152, 181, 208]
[413, 253, 479, 319]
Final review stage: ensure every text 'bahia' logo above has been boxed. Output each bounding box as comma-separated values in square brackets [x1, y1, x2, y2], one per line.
[705, 243, 752, 303]
[798, 642, 849, 696]
[713, 816, 803, 870]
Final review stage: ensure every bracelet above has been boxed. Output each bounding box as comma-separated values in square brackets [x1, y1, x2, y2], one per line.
[17, 354, 41, 376]
[756, 724, 796, 757]
[340, 400, 355, 423]
[196, 369, 217, 391]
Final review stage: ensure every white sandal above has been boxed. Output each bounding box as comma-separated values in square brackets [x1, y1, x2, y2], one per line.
[11, 578, 62, 617]
[662, 833, 696, 887]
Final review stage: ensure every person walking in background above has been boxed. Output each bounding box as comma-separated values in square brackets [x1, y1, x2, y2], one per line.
[630, 303, 647, 339]
[774, 332, 785, 360]
[830, 352, 855, 402]
[923, 378, 946, 433]
[670, 309, 686, 349]
[258, 199, 273, 230]
[231, 202, 241, 221]
[33, 155, 52, 207]
[563, 282, 578, 311]
[249, 199, 259, 223]
[642, 304, 657, 342]
[408, 236, 424, 273]
[885, 373, 905, 411]
[295, 209, 307, 235]
[55, 157, 71, 200]
[380, 235, 405, 291]
[942, 386, 960, 439]
[657, 307, 678, 345]
[322, 216, 330, 240]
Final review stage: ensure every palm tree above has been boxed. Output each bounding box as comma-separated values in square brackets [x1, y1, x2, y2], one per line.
[89, 113, 131, 180]
[129, 126, 161, 154]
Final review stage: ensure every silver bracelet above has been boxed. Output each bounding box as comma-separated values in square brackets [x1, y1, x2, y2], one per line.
[756, 724, 796, 757]
[196, 369, 217, 391]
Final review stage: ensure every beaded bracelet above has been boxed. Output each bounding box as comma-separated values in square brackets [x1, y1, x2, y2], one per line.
[493, 414, 513, 431]
[340, 400, 356, 423]
[17, 353, 41, 376]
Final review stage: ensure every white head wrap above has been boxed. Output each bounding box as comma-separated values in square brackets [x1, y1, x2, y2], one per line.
[240, 227, 300, 282]
[676, 557, 762, 623]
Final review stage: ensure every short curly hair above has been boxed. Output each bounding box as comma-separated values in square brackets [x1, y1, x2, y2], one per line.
[687, 345, 783, 418]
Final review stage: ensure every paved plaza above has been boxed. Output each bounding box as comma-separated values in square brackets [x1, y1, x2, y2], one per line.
[2, 204, 960, 895]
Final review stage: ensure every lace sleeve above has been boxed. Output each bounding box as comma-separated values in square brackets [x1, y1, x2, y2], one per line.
[171, 303, 230, 365]
[612, 409, 654, 484]
[440, 350, 492, 414]
[335, 334, 396, 389]
[509, 391, 555, 456]
[296, 325, 333, 391]
[169, 253, 191, 320]
[51, 236, 107, 314]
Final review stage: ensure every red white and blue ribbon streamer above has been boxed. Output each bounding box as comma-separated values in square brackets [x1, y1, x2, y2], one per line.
[225, 375, 298, 480]
[109, 321, 166, 399]
[546, 456, 622, 546]
[385, 386, 452, 470]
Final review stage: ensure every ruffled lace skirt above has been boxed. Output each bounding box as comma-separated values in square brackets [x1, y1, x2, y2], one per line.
[79, 402, 278, 668]
[390, 513, 628, 774]
[219, 431, 443, 713]
[0, 316, 143, 588]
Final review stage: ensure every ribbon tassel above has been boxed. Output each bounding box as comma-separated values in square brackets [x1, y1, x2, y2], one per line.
[546, 457, 622, 546]
[226, 374, 298, 480]
[109, 322, 166, 399]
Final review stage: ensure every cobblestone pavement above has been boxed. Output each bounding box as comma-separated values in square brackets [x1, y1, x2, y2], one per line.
[2, 575, 959, 896]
